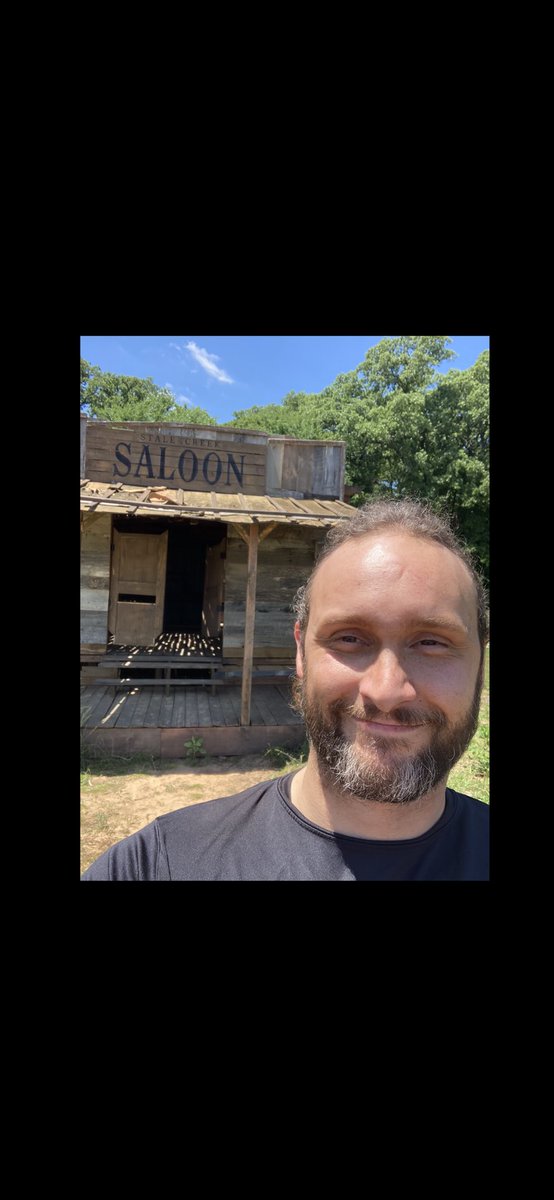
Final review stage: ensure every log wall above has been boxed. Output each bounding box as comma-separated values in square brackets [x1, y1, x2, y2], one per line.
[267, 438, 345, 499]
[80, 513, 112, 648]
[222, 524, 323, 662]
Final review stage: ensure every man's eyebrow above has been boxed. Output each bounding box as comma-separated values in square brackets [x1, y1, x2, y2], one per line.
[411, 617, 469, 635]
[317, 615, 469, 635]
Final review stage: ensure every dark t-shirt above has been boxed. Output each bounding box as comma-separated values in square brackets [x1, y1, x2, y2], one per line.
[81, 773, 489, 881]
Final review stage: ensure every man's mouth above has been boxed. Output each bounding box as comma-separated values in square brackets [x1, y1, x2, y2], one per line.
[351, 717, 426, 735]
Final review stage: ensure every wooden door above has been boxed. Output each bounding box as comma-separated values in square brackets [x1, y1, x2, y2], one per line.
[201, 535, 226, 639]
[109, 530, 168, 646]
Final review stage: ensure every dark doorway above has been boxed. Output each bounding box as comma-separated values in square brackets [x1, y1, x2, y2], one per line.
[164, 521, 224, 633]
[111, 517, 225, 637]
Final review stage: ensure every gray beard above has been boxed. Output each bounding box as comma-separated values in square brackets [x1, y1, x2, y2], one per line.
[292, 669, 482, 807]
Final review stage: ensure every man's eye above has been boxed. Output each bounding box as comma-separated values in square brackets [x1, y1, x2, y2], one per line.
[335, 635, 362, 645]
[416, 638, 447, 647]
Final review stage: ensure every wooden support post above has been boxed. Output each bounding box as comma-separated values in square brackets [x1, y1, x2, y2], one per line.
[240, 523, 259, 726]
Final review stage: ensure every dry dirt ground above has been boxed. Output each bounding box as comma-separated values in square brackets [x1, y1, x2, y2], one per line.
[80, 754, 281, 874]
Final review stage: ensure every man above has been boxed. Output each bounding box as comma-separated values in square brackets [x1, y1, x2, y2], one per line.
[82, 499, 489, 881]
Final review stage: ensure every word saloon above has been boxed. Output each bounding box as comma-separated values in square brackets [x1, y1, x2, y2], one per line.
[114, 441, 246, 488]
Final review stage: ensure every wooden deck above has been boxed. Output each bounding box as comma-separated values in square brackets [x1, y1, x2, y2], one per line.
[80, 681, 305, 757]
[103, 632, 223, 659]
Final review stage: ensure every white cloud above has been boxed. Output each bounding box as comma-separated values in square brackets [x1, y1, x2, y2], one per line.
[186, 340, 234, 384]
[169, 343, 182, 354]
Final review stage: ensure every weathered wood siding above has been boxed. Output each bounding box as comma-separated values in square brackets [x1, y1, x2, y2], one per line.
[80, 413, 87, 476]
[222, 525, 322, 661]
[80, 513, 112, 647]
[267, 438, 345, 499]
[85, 421, 268, 495]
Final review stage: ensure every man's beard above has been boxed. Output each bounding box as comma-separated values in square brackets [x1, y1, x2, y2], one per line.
[291, 663, 483, 806]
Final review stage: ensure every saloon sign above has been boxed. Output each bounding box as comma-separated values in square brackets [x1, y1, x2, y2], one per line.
[84, 423, 267, 496]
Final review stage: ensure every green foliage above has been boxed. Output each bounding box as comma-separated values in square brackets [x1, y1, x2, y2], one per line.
[228, 392, 320, 437]
[183, 736, 207, 763]
[231, 337, 489, 587]
[448, 647, 489, 803]
[265, 739, 309, 770]
[80, 749, 159, 776]
[179, 405, 217, 425]
[80, 358, 217, 425]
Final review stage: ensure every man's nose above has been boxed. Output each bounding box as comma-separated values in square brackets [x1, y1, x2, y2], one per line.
[357, 648, 417, 713]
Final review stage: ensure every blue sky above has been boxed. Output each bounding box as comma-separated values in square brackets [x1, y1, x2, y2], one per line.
[80, 335, 489, 426]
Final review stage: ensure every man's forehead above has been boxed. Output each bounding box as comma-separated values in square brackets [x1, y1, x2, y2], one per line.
[310, 532, 477, 621]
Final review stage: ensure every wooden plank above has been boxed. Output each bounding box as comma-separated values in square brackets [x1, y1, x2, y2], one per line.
[248, 687, 278, 727]
[84, 419, 268, 444]
[275, 680, 295, 705]
[228, 686, 244, 724]
[128, 686, 157, 727]
[80, 686, 105, 725]
[81, 686, 114, 726]
[100, 690, 133, 728]
[141, 690, 164, 728]
[89, 677, 224, 687]
[85, 457, 266, 492]
[86, 723, 304, 759]
[230, 523, 250, 545]
[170, 689, 186, 728]
[82, 727, 161, 758]
[217, 688, 239, 726]
[80, 588, 110, 611]
[195, 689, 213, 727]
[158, 692, 176, 727]
[80, 615, 110, 643]
[99, 658, 221, 669]
[185, 689, 199, 726]
[84, 453, 269, 476]
[259, 522, 278, 541]
[261, 686, 300, 726]
[80, 415, 87, 475]
[240, 523, 259, 726]
[86, 439, 268, 465]
[85, 436, 268, 462]
[112, 687, 144, 727]
[247, 689, 268, 726]
[91, 689, 125, 726]
[207, 689, 225, 726]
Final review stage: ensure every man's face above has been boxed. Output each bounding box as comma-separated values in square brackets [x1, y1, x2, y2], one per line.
[294, 531, 483, 806]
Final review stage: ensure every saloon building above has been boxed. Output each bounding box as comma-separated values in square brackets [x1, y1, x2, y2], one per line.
[80, 416, 356, 756]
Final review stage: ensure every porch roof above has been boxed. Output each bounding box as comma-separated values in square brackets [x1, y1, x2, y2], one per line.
[80, 480, 356, 527]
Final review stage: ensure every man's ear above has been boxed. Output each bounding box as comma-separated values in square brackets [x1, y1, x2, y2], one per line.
[294, 620, 304, 678]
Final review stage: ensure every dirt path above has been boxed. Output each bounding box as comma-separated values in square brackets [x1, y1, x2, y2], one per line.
[80, 754, 282, 874]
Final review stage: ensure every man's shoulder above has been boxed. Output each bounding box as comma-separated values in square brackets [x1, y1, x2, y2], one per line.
[81, 773, 286, 880]
[448, 787, 489, 816]
[157, 773, 283, 834]
[446, 787, 489, 842]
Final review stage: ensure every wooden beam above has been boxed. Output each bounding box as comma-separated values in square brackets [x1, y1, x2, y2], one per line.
[240, 523, 259, 726]
[230, 523, 250, 545]
[259, 521, 278, 542]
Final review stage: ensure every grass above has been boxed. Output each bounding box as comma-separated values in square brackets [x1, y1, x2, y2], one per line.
[80, 743, 218, 787]
[80, 750, 163, 789]
[448, 645, 489, 804]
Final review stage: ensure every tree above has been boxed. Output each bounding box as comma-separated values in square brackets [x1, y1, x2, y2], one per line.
[80, 359, 217, 425]
[422, 351, 489, 581]
[229, 392, 320, 437]
[230, 336, 489, 586]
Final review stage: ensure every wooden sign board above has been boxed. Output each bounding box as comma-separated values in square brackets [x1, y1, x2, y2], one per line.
[85, 422, 267, 495]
